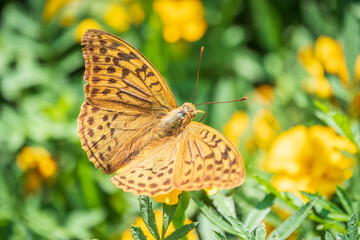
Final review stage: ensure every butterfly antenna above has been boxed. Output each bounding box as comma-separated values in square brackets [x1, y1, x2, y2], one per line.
[192, 47, 204, 104]
[196, 97, 248, 107]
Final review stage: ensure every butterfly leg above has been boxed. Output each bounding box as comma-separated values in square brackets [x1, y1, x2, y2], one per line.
[196, 110, 206, 122]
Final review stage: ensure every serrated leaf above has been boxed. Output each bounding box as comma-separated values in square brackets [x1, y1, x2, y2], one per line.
[131, 226, 147, 240]
[336, 187, 354, 215]
[325, 231, 335, 240]
[255, 223, 266, 240]
[245, 194, 275, 232]
[213, 231, 227, 240]
[138, 196, 160, 240]
[162, 203, 178, 239]
[301, 192, 348, 218]
[267, 199, 317, 240]
[192, 197, 238, 235]
[163, 222, 198, 240]
[216, 207, 251, 240]
[336, 233, 348, 240]
[346, 214, 358, 240]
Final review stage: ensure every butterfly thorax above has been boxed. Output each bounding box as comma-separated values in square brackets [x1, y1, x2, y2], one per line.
[154, 102, 197, 138]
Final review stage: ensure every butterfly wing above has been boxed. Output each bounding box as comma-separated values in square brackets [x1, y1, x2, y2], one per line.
[173, 122, 245, 190]
[82, 29, 177, 111]
[111, 134, 186, 196]
[78, 29, 177, 174]
[111, 122, 245, 196]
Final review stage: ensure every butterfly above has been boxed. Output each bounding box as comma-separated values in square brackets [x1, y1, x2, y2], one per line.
[77, 29, 245, 197]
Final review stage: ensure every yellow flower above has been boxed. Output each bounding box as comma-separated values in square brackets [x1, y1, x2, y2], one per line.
[298, 36, 355, 98]
[224, 111, 250, 147]
[251, 109, 281, 150]
[153, 0, 207, 43]
[74, 18, 102, 42]
[16, 146, 57, 194]
[265, 125, 357, 199]
[104, 3, 130, 32]
[315, 36, 349, 85]
[298, 46, 332, 98]
[253, 84, 274, 105]
[42, 0, 70, 22]
[121, 210, 198, 240]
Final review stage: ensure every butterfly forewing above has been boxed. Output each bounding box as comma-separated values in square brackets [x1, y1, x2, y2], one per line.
[82, 29, 177, 112]
[78, 29, 177, 174]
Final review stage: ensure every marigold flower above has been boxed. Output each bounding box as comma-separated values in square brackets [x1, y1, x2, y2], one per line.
[265, 125, 357, 199]
[153, 0, 207, 43]
[224, 111, 250, 147]
[121, 210, 198, 240]
[74, 18, 102, 42]
[16, 146, 57, 194]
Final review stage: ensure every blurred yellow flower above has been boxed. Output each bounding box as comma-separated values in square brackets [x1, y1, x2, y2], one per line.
[265, 125, 357, 199]
[298, 46, 332, 98]
[315, 36, 349, 85]
[104, 3, 131, 32]
[42, 0, 70, 22]
[17, 146, 57, 194]
[251, 109, 281, 150]
[298, 36, 355, 98]
[224, 111, 250, 147]
[74, 18, 102, 42]
[253, 84, 274, 105]
[121, 210, 198, 240]
[153, 0, 207, 43]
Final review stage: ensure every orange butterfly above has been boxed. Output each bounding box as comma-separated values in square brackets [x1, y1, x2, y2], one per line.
[78, 29, 245, 197]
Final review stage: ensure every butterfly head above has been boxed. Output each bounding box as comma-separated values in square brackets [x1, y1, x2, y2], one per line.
[181, 102, 197, 120]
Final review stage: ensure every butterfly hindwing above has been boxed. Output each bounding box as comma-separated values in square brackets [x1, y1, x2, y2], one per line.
[173, 122, 245, 191]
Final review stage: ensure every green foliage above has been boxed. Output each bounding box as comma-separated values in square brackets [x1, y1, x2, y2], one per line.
[0, 0, 360, 239]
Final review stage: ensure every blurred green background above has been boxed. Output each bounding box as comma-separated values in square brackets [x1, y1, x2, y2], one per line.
[0, 0, 359, 239]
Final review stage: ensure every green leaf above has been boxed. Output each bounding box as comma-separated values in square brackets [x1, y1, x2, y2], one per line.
[336, 187, 354, 215]
[335, 233, 348, 240]
[245, 194, 275, 232]
[138, 196, 160, 240]
[216, 207, 251, 240]
[342, 4, 360, 81]
[192, 197, 238, 235]
[162, 203, 178, 239]
[173, 192, 190, 237]
[213, 231, 227, 240]
[346, 214, 359, 240]
[301, 192, 348, 219]
[267, 199, 318, 240]
[131, 226, 148, 240]
[255, 223, 266, 240]
[325, 231, 335, 240]
[163, 222, 198, 240]
[314, 101, 330, 113]
[213, 192, 236, 218]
